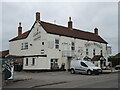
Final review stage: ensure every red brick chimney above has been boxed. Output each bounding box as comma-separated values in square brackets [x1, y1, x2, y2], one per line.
[68, 17, 72, 29]
[94, 28, 98, 35]
[36, 12, 40, 21]
[18, 22, 22, 37]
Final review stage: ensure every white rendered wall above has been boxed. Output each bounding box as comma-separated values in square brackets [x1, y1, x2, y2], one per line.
[23, 57, 50, 70]
[9, 22, 47, 56]
[9, 22, 108, 70]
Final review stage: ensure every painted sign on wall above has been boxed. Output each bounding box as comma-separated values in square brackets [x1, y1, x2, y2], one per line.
[33, 28, 41, 41]
[2, 58, 14, 80]
[85, 42, 103, 49]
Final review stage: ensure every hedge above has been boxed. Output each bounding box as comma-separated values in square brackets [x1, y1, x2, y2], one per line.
[108, 56, 120, 66]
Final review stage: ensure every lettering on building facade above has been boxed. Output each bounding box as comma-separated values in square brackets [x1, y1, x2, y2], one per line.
[85, 42, 102, 49]
[33, 29, 41, 41]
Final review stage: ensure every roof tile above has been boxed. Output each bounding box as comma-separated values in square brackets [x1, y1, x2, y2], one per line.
[9, 21, 107, 44]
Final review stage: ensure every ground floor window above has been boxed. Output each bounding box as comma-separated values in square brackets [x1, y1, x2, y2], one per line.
[51, 59, 59, 70]
[25, 58, 28, 66]
[32, 58, 35, 66]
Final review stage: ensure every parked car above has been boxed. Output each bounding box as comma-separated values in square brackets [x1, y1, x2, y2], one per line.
[70, 59, 102, 75]
[115, 65, 120, 70]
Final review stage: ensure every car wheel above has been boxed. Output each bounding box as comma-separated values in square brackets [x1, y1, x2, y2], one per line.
[71, 69, 75, 74]
[87, 70, 92, 75]
[116, 67, 120, 70]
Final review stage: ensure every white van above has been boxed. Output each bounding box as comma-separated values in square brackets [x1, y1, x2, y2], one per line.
[70, 59, 102, 75]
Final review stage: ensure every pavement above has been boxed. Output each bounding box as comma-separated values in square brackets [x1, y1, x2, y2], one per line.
[102, 69, 119, 73]
[2, 69, 119, 88]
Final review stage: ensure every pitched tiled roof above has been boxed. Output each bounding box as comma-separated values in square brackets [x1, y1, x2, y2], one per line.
[9, 21, 107, 44]
[0, 50, 9, 58]
[0, 50, 24, 58]
[6, 55, 24, 58]
[9, 30, 31, 42]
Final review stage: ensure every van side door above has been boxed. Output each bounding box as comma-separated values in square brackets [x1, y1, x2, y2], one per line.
[80, 62, 88, 73]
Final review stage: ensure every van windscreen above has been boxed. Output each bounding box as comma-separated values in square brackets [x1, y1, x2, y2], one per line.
[86, 62, 95, 67]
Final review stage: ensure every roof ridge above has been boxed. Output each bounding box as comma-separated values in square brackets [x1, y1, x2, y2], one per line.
[9, 20, 107, 44]
[41, 21, 67, 28]
[41, 21, 94, 34]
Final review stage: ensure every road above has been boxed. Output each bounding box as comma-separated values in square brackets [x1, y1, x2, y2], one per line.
[3, 71, 119, 88]
[38, 73, 119, 88]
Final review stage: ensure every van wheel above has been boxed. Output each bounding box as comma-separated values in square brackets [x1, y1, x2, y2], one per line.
[87, 70, 92, 75]
[71, 69, 75, 74]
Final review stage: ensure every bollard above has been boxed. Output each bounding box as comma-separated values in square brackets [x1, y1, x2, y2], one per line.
[110, 62, 112, 72]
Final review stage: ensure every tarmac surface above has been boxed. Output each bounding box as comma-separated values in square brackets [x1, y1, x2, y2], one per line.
[2, 69, 119, 88]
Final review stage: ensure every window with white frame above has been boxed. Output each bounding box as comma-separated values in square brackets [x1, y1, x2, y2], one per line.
[71, 42, 75, 50]
[41, 49, 44, 54]
[100, 50, 103, 56]
[21, 42, 28, 50]
[51, 59, 58, 69]
[93, 49, 95, 55]
[86, 49, 89, 55]
[55, 39, 59, 49]
[21, 43, 24, 50]
[32, 58, 35, 65]
[42, 42, 44, 45]
[25, 58, 28, 66]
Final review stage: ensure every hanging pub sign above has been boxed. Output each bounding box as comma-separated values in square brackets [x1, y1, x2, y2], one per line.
[2, 58, 14, 80]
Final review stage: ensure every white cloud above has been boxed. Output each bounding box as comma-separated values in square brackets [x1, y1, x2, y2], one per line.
[1, 2, 118, 55]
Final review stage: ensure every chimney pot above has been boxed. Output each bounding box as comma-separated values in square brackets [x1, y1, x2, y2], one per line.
[36, 12, 40, 21]
[19, 22, 21, 27]
[68, 17, 72, 29]
[94, 28, 98, 35]
[18, 22, 22, 37]
[69, 17, 71, 21]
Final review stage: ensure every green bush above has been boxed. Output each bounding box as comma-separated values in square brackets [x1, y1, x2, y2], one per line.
[108, 56, 120, 67]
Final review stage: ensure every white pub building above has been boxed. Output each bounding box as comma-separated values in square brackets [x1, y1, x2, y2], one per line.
[9, 12, 111, 71]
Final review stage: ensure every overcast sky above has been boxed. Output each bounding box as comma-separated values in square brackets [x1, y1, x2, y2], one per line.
[1, 2, 118, 55]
